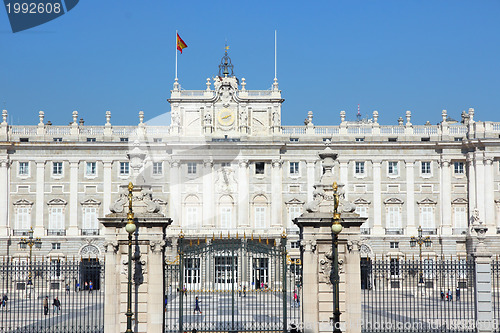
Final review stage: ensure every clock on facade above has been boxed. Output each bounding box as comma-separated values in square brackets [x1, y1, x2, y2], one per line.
[217, 108, 235, 127]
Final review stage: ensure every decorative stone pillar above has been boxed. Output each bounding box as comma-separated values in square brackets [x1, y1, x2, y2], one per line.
[372, 160, 383, 235]
[103, 161, 113, 216]
[467, 153, 476, 216]
[405, 160, 416, 235]
[440, 159, 452, 235]
[475, 151, 486, 225]
[34, 161, 45, 237]
[203, 160, 215, 227]
[169, 160, 181, 227]
[271, 159, 283, 227]
[296, 147, 366, 333]
[100, 184, 172, 333]
[0, 156, 9, 236]
[68, 161, 79, 236]
[238, 159, 250, 228]
[484, 157, 495, 235]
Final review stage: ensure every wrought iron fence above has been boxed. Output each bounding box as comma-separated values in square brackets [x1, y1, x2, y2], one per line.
[361, 257, 475, 333]
[164, 237, 302, 333]
[0, 257, 104, 333]
[492, 258, 500, 333]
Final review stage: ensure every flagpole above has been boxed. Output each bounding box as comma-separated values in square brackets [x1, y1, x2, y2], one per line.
[175, 30, 178, 80]
[274, 29, 277, 80]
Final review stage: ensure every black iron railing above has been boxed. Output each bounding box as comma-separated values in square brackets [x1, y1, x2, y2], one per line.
[0, 258, 104, 333]
[46, 229, 66, 236]
[362, 257, 475, 333]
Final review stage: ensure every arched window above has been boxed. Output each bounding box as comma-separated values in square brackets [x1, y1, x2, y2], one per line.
[219, 195, 234, 229]
[184, 195, 200, 229]
[252, 195, 268, 229]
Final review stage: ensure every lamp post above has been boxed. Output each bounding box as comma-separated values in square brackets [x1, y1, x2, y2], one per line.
[125, 182, 136, 333]
[331, 182, 343, 333]
[409, 226, 432, 284]
[19, 227, 42, 287]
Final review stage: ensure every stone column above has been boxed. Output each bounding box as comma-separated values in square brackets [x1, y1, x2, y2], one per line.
[475, 152, 486, 224]
[203, 160, 215, 227]
[484, 157, 495, 235]
[467, 153, 476, 216]
[169, 160, 181, 227]
[35, 161, 45, 236]
[101, 184, 172, 333]
[405, 160, 416, 235]
[306, 160, 316, 202]
[238, 159, 250, 228]
[372, 160, 383, 235]
[103, 161, 113, 216]
[271, 159, 283, 227]
[68, 161, 79, 236]
[339, 159, 349, 200]
[441, 159, 452, 235]
[0, 156, 9, 236]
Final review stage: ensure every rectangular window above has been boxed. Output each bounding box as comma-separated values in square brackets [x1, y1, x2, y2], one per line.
[187, 163, 197, 174]
[254, 207, 266, 228]
[355, 162, 365, 175]
[52, 162, 63, 175]
[120, 138, 128, 142]
[86, 138, 96, 142]
[421, 161, 431, 175]
[186, 207, 198, 228]
[221, 162, 231, 167]
[15, 207, 30, 230]
[356, 206, 369, 230]
[255, 162, 265, 175]
[86, 162, 97, 176]
[82, 207, 98, 230]
[290, 241, 300, 249]
[390, 258, 400, 276]
[152, 162, 163, 175]
[390, 242, 399, 249]
[184, 258, 201, 284]
[454, 162, 464, 174]
[454, 206, 467, 229]
[387, 206, 401, 229]
[53, 138, 62, 142]
[49, 207, 64, 230]
[289, 162, 299, 175]
[388, 161, 399, 175]
[19, 162, 29, 176]
[120, 162, 129, 176]
[454, 137, 463, 142]
[289, 206, 302, 224]
[420, 207, 434, 229]
[421, 137, 430, 142]
[388, 138, 397, 142]
[290, 138, 299, 142]
[355, 138, 365, 142]
[52, 243, 61, 250]
[153, 138, 162, 143]
[220, 207, 232, 229]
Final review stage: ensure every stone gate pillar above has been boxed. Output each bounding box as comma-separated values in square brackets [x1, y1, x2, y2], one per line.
[295, 148, 366, 333]
[100, 184, 172, 333]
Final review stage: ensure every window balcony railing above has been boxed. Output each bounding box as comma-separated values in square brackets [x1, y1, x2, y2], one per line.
[385, 228, 404, 235]
[47, 229, 66, 236]
[12, 229, 30, 236]
[360, 228, 371, 235]
[81, 229, 100, 236]
[421, 228, 437, 235]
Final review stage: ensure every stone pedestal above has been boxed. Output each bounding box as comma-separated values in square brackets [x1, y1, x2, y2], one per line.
[100, 184, 172, 333]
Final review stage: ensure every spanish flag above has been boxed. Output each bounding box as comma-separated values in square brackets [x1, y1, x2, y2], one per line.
[177, 33, 187, 53]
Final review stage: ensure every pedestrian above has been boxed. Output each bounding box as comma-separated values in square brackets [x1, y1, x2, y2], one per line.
[76, 281, 80, 292]
[456, 287, 460, 301]
[43, 296, 49, 316]
[293, 290, 299, 308]
[238, 284, 242, 297]
[2, 294, 7, 309]
[448, 289, 452, 301]
[52, 297, 61, 314]
[164, 295, 168, 312]
[89, 280, 93, 293]
[193, 296, 202, 314]
[66, 283, 70, 295]
[84, 281, 88, 290]
[440, 290, 445, 301]
[243, 286, 246, 297]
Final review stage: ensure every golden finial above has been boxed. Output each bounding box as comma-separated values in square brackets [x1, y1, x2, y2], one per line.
[228, 231, 230, 239]
[266, 238, 269, 245]
[212, 233, 215, 241]
[197, 238, 200, 245]
[205, 236, 207, 244]
[259, 235, 261, 243]
[236, 232, 239, 239]
[220, 232, 222, 239]
[251, 233, 254, 241]
[179, 230, 185, 239]
[189, 239, 192, 246]
[225, 45, 229, 51]
[281, 231, 287, 239]
[274, 239, 276, 246]
[243, 231, 246, 240]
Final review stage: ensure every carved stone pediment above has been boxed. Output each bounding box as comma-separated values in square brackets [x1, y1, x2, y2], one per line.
[13, 199, 33, 206]
[353, 198, 371, 205]
[384, 197, 404, 205]
[285, 198, 305, 205]
[452, 198, 468, 204]
[417, 197, 437, 205]
[47, 198, 67, 206]
[81, 198, 101, 206]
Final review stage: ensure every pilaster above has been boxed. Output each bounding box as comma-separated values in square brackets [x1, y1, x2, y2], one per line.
[0, 157, 9, 236]
[440, 159, 452, 235]
[306, 160, 316, 203]
[271, 159, 283, 227]
[467, 153, 476, 216]
[169, 160, 181, 227]
[484, 156, 495, 235]
[103, 161, 113, 217]
[68, 161, 79, 236]
[405, 160, 416, 235]
[372, 160, 383, 235]
[238, 159, 250, 228]
[203, 160, 215, 227]
[35, 161, 45, 237]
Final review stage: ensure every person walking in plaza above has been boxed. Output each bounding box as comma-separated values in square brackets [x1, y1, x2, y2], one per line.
[43, 296, 49, 316]
[456, 287, 460, 301]
[193, 296, 202, 314]
[52, 297, 61, 314]
[65, 283, 70, 295]
[447, 289, 452, 301]
[89, 280, 93, 293]
[84, 281, 88, 290]
[293, 289, 299, 308]
[2, 294, 7, 310]
[440, 290, 445, 301]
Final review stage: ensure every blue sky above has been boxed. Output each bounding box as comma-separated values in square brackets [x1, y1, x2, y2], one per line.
[1, 0, 500, 126]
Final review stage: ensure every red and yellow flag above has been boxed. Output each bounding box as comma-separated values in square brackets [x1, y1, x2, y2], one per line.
[177, 33, 187, 53]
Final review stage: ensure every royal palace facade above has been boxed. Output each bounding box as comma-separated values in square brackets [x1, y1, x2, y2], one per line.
[1, 53, 500, 265]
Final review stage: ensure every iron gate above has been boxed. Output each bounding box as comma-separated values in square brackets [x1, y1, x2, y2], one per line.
[164, 236, 302, 332]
